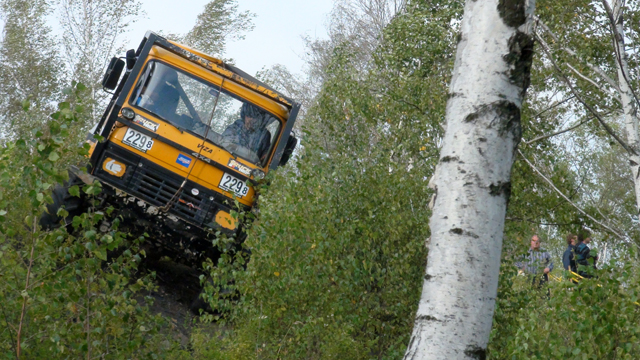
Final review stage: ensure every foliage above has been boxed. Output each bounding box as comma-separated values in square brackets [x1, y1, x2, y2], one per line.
[255, 64, 314, 128]
[487, 0, 640, 356]
[182, 0, 255, 57]
[0, 0, 63, 140]
[512, 0, 640, 243]
[58, 0, 143, 112]
[0, 85, 170, 358]
[176, 1, 461, 358]
[490, 250, 640, 359]
[1, 0, 640, 358]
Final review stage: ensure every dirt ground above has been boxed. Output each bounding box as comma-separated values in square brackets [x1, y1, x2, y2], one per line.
[139, 258, 204, 346]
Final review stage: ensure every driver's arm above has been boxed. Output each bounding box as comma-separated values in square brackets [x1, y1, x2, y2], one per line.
[222, 120, 242, 138]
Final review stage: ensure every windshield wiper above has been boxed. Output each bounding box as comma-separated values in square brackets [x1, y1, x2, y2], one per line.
[209, 137, 238, 160]
[216, 142, 238, 160]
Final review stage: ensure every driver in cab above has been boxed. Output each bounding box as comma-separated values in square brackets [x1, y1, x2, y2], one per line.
[222, 103, 272, 162]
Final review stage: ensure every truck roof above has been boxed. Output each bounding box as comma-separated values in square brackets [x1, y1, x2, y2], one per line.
[143, 31, 295, 109]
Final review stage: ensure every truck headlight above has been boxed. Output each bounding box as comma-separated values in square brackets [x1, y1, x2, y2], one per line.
[251, 169, 265, 180]
[121, 107, 135, 120]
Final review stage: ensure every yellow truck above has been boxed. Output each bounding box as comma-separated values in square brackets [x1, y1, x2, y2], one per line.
[44, 31, 299, 262]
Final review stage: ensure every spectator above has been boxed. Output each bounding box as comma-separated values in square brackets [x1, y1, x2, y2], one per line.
[562, 233, 577, 272]
[575, 230, 597, 278]
[515, 235, 554, 288]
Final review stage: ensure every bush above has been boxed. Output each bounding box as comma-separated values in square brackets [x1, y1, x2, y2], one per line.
[0, 84, 169, 358]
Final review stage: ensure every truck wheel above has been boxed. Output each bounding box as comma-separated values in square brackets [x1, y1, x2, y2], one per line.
[39, 173, 85, 230]
[190, 286, 213, 315]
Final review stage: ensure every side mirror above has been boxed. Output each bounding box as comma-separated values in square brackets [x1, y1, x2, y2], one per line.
[279, 135, 297, 167]
[125, 49, 136, 70]
[102, 57, 125, 90]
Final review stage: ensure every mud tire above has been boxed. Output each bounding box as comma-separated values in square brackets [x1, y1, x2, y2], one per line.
[39, 173, 86, 230]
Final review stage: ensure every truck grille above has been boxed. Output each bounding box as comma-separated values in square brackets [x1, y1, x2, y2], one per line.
[131, 164, 209, 224]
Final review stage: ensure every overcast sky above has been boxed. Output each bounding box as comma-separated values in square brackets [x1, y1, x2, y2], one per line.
[125, 0, 334, 76]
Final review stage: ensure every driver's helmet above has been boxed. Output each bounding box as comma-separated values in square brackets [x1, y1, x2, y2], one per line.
[240, 103, 265, 121]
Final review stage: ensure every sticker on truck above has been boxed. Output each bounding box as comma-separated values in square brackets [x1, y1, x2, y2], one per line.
[176, 154, 192, 168]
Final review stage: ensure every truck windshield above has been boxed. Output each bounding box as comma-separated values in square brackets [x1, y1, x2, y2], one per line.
[130, 60, 281, 166]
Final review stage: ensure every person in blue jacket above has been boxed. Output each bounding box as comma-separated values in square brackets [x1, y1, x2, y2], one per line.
[562, 233, 577, 272]
[575, 230, 597, 278]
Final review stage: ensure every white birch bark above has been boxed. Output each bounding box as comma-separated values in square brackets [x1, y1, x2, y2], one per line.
[404, 0, 536, 358]
[609, 0, 640, 215]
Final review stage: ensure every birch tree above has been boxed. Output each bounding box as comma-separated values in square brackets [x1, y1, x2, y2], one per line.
[604, 0, 640, 215]
[303, 0, 407, 87]
[180, 0, 255, 57]
[519, 0, 640, 238]
[58, 0, 142, 116]
[404, 0, 536, 358]
[0, 0, 61, 140]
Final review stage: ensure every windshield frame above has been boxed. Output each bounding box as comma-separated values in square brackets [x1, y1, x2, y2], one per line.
[128, 59, 284, 167]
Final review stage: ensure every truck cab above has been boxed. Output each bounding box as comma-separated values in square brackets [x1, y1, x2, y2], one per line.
[85, 31, 299, 248]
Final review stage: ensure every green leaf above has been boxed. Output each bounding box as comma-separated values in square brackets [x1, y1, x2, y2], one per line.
[94, 248, 107, 261]
[68, 185, 80, 197]
[59, 170, 70, 182]
[84, 181, 102, 195]
[48, 152, 60, 162]
[56, 208, 69, 218]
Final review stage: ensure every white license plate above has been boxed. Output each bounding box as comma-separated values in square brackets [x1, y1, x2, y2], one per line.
[219, 173, 250, 197]
[122, 128, 154, 152]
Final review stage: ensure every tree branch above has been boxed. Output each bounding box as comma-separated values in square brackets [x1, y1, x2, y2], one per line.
[600, 0, 640, 112]
[535, 31, 638, 156]
[566, 63, 621, 105]
[523, 116, 596, 144]
[517, 149, 625, 239]
[505, 216, 580, 226]
[16, 217, 38, 359]
[0, 296, 18, 359]
[535, 16, 621, 92]
[532, 95, 575, 118]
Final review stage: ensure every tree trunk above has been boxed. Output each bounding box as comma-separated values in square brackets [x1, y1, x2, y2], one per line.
[610, 1, 640, 215]
[404, 0, 535, 358]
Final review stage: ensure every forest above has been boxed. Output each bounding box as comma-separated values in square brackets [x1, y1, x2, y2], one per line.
[1, 0, 640, 359]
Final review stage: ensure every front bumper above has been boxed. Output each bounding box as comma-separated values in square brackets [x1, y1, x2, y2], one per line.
[92, 142, 245, 234]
